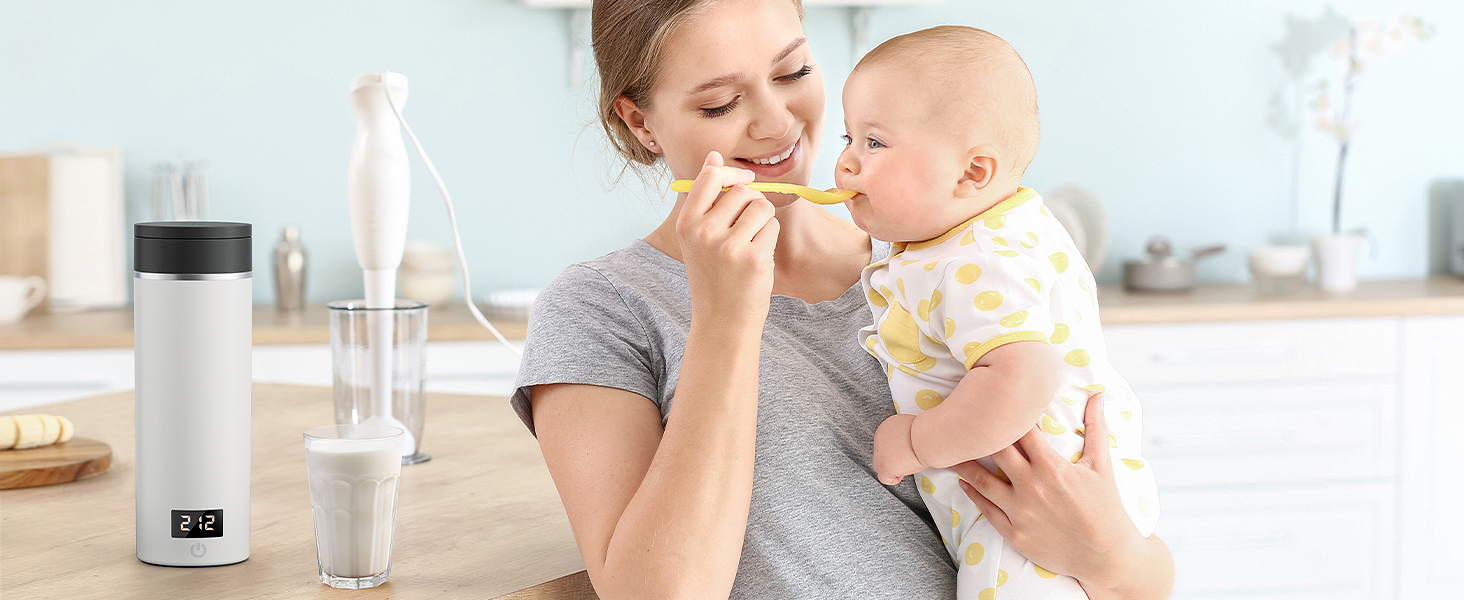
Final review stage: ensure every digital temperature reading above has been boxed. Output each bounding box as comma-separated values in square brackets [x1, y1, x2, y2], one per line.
[171, 509, 224, 538]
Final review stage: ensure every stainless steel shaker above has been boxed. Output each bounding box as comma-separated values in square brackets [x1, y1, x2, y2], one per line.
[134, 221, 252, 567]
[273, 225, 306, 312]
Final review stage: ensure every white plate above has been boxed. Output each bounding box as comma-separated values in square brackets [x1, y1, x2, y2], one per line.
[1043, 186, 1109, 273]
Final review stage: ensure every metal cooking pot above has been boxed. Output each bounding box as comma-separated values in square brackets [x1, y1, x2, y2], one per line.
[1123, 236, 1225, 293]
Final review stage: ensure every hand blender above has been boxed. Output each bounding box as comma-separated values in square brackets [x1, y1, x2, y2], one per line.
[347, 71, 416, 457]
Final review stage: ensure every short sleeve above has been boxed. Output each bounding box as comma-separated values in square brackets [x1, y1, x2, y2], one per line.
[509, 264, 658, 436]
[932, 249, 1056, 369]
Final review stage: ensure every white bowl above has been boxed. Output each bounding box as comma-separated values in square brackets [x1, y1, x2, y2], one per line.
[1249, 245, 1310, 277]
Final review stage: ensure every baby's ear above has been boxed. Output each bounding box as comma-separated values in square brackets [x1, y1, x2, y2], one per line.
[955, 146, 1000, 198]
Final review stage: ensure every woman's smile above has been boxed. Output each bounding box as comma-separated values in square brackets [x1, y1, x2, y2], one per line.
[734, 138, 801, 178]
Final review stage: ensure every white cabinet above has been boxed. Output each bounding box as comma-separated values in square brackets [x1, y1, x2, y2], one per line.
[0, 340, 524, 413]
[1106, 317, 1404, 600]
[1399, 316, 1464, 599]
[1158, 482, 1395, 600]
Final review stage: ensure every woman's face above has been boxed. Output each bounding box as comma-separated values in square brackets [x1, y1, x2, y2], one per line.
[640, 0, 824, 206]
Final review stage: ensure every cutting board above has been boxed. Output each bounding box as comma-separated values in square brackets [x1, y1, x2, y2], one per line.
[0, 438, 112, 490]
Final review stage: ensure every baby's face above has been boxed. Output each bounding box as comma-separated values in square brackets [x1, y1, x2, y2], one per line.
[835, 65, 971, 243]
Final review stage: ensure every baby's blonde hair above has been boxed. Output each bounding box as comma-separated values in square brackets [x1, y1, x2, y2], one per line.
[855, 26, 1040, 177]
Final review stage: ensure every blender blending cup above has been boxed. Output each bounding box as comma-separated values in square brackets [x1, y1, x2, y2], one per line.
[328, 300, 430, 464]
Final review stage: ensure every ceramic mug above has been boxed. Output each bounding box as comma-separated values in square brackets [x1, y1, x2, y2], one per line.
[0, 276, 47, 323]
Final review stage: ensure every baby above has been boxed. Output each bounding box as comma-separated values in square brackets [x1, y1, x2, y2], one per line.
[836, 26, 1160, 598]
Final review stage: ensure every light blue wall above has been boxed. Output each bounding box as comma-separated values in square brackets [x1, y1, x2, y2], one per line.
[3, 0, 1460, 303]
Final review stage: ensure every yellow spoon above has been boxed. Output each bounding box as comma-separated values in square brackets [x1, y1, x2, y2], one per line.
[669, 179, 857, 205]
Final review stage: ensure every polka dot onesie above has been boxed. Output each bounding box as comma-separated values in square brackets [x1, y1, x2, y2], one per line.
[859, 187, 1160, 599]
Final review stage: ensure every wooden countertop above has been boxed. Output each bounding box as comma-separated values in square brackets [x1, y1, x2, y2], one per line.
[0, 384, 596, 600]
[1095, 276, 1464, 324]
[0, 303, 528, 351]
[4, 278, 1464, 351]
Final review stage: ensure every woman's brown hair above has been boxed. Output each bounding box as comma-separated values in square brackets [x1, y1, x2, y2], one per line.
[592, 0, 805, 168]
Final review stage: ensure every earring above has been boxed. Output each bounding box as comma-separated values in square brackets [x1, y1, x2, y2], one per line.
[649, 140, 656, 148]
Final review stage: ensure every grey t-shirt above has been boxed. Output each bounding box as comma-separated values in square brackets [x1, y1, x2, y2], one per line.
[511, 239, 956, 599]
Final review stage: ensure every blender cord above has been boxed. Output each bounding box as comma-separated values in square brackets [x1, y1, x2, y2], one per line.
[382, 87, 523, 357]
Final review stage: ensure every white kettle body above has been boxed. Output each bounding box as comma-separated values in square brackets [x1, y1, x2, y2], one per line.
[134, 221, 253, 567]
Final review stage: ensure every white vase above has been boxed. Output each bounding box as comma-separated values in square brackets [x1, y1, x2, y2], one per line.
[1310, 232, 1364, 293]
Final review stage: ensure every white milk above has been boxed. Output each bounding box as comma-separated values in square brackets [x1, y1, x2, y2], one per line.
[305, 438, 402, 579]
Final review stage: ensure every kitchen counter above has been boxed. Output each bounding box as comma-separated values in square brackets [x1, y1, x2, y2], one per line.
[0, 303, 528, 351]
[0, 384, 595, 600]
[4, 278, 1464, 351]
[1095, 276, 1464, 324]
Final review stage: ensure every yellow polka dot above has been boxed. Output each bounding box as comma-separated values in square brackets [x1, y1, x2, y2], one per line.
[900, 259, 920, 266]
[951, 508, 961, 527]
[1040, 415, 1067, 435]
[867, 287, 887, 307]
[915, 389, 944, 410]
[1035, 564, 1058, 579]
[997, 569, 1009, 586]
[992, 237, 1008, 246]
[983, 214, 1006, 229]
[1064, 349, 1091, 367]
[1024, 278, 1041, 292]
[920, 474, 936, 494]
[1050, 323, 1070, 344]
[924, 334, 942, 346]
[864, 337, 878, 352]
[1060, 396, 1077, 406]
[974, 291, 1003, 311]
[944, 318, 956, 339]
[1049, 252, 1069, 273]
[891, 399, 900, 413]
[978, 588, 997, 600]
[896, 278, 906, 297]
[917, 289, 942, 321]
[1082, 384, 1105, 393]
[897, 364, 921, 377]
[1070, 451, 1083, 463]
[1120, 410, 1133, 422]
[1123, 458, 1146, 470]
[999, 310, 1028, 328]
[1020, 240, 1035, 249]
[1026, 232, 1039, 245]
[924, 261, 938, 271]
[976, 512, 985, 522]
[1138, 495, 1153, 518]
[996, 250, 1020, 257]
[955, 263, 982, 284]
[879, 285, 894, 301]
[961, 230, 976, 245]
[885, 364, 894, 381]
[1109, 433, 1118, 448]
[1041, 205, 1051, 217]
[964, 542, 985, 566]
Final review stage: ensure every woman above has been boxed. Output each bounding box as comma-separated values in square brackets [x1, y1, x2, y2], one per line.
[510, 1, 1176, 598]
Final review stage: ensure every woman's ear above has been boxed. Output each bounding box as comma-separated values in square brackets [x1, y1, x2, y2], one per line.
[613, 96, 658, 153]
[955, 146, 1000, 198]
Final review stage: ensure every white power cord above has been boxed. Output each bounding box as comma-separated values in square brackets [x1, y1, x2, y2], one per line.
[382, 87, 523, 357]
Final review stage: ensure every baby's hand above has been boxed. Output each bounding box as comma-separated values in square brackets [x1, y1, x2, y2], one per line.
[873, 414, 926, 486]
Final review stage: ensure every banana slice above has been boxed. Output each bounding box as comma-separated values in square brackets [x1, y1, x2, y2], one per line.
[0, 416, 15, 450]
[13, 415, 45, 449]
[39, 414, 61, 446]
[58, 416, 74, 443]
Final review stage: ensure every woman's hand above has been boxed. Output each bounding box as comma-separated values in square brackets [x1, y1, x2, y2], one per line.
[950, 394, 1175, 600]
[677, 151, 781, 330]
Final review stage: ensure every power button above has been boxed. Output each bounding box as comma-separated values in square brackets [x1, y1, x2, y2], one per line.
[190, 543, 207, 558]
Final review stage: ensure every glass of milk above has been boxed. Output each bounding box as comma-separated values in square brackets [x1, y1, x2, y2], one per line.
[303, 424, 404, 589]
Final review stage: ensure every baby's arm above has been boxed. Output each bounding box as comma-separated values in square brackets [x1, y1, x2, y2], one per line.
[874, 341, 1060, 484]
[912, 340, 1060, 467]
